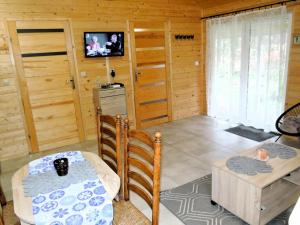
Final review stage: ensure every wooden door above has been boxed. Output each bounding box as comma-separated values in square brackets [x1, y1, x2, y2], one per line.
[7, 20, 84, 152]
[130, 21, 171, 128]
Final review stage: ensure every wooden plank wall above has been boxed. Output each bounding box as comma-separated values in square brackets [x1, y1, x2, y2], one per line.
[202, 0, 300, 109]
[0, 0, 204, 160]
[170, 22, 205, 119]
[0, 21, 29, 160]
[73, 21, 135, 138]
[287, 4, 300, 108]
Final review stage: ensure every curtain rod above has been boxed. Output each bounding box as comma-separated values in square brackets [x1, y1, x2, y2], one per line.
[201, 0, 297, 20]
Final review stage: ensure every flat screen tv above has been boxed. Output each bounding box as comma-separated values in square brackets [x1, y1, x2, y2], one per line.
[84, 32, 124, 57]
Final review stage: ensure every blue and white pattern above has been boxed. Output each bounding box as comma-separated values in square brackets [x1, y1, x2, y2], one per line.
[50, 191, 65, 200]
[28, 151, 113, 225]
[23, 161, 98, 197]
[77, 190, 93, 201]
[29, 151, 84, 175]
[73, 203, 86, 212]
[33, 196, 46, 204]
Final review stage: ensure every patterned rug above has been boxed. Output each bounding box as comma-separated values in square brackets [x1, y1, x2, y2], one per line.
[225, 125, 278, 142]
[160, 174, 292, 225]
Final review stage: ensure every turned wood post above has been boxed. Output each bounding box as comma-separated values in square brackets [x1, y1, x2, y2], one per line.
[0, 182, 6, 225]
[152, 132, 161, 225]
[123, 118, 129, 201]
[115, 114, 123, 199]
[96, 106, 103, 157]
[0, 184, 6, 206]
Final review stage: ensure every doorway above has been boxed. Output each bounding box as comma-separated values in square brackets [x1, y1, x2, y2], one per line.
[8, 20, 84, 152]
[130, 21, 171, 128]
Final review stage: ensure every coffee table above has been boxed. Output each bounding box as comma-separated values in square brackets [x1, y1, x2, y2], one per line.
[212, 143, 300, 225]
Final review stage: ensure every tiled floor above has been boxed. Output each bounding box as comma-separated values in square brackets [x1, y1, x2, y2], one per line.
[1, 115, 299, 225]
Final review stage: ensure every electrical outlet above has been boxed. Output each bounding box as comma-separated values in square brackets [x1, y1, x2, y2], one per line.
[80, 71, 87, 77]
[294, 35, 300, 45]
[194, 61, 200, 66]
[95, 77, 101, 87]
[3, 79, 10, 86]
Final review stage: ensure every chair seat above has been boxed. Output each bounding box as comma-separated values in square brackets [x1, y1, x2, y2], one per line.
[2, 201, 20, 225]
[113, 200, 151, 225]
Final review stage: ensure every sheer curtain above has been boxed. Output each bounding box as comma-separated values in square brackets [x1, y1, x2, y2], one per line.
[206, 7, 292, 131]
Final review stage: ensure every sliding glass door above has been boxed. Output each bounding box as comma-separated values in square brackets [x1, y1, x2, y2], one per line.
[206, 7, 292, 131]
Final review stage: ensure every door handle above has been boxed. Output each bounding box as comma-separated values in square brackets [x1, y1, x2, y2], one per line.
[68, 78, 76, 89]
[135, 71, 141, 82]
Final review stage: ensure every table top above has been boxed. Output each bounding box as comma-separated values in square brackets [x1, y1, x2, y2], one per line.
[213, 143, 300, 188]
[11, 151, 120, 224]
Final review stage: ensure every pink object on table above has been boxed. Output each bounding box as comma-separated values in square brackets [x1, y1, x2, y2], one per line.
[256, 148, 268, 161]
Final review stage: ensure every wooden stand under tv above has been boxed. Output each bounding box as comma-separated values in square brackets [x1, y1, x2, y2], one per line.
[93, 86, 127, 117]
[212, 144, 300, 225]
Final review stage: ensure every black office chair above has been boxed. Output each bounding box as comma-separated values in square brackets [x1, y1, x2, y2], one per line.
[275, 102, 300, 141]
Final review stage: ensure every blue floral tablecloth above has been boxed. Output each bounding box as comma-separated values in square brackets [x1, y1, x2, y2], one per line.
[29, 151, 84, 175]
[27, 151, 113, 225]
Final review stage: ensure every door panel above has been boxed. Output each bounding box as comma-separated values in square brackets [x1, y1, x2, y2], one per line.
[136, 50, 166, 65]
[139, 101, 168, 120]
[26, 74, 70, 92]
[18, 32, 66, 54]
[29, 88, 73, 108]
[8, 20, 83, 152]
[138, 67, 166, 84]
[141, 116, 169, 128]
[135, 32, 165, 48]
[23, 55, 70, 77]
[34, 115, 77, 131]
[136, 84, 167, 103]
[131, 21, 170, 128]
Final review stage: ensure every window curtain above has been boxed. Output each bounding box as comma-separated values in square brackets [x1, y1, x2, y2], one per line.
[206, 6, 292, 131]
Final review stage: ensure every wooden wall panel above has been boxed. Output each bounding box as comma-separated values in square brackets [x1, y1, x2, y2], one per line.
[72, 20, 133, 138]
[0, 0, 204, 160]
[0, 21, 28, 160]
[286, 5, 300, 108]
[170, 22, 205, 120]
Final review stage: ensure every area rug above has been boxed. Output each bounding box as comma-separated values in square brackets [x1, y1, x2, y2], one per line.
[225, 124, 278, 142]
[160, 174, 292, 225]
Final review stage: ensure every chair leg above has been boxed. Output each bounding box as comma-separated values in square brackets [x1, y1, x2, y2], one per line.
[0, 185, 6, 206]
[275, 134, 282, 142]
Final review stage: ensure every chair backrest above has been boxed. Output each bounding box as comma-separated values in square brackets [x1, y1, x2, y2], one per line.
[276, 102, 300, 136]
[0, 184, 6, 225]
[0, 184, 6, 207]
[123, 118, 161, 225]
[96, 107, 122, 183]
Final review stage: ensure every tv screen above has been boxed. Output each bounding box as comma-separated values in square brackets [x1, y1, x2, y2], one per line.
[84, 32, 124, 57]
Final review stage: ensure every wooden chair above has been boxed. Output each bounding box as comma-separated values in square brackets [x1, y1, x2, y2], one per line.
[96, 107, 123, 195]
[113, 118, 161, 225]
[0, 184, 20, 225]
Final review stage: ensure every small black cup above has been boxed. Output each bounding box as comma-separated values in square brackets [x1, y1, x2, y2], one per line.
[53, 158, 69, 176]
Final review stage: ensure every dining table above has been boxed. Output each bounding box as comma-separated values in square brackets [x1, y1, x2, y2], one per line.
[11, 151, 121, 225]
